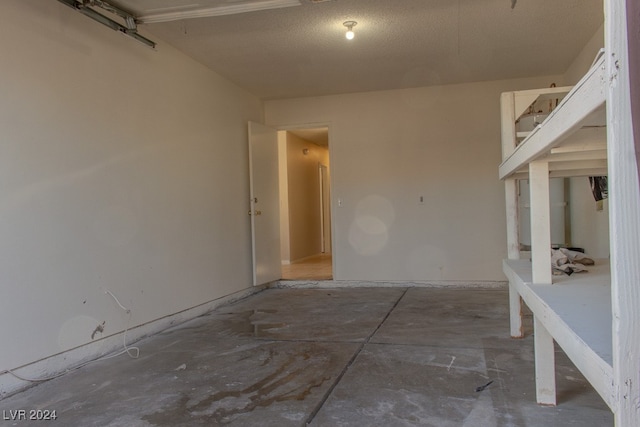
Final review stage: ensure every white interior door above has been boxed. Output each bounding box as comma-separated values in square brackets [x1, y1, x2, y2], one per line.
[248, 122, 281, 286]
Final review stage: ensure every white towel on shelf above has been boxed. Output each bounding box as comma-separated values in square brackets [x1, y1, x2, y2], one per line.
[550, 248, 593, 275]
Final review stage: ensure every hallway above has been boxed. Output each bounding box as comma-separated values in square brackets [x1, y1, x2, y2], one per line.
[0, 287, 610, 426]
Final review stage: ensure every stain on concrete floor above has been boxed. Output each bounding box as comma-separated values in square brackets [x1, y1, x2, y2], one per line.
[0, 287, 612, 426]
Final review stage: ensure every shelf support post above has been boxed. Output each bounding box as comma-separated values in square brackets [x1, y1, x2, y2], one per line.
[529, 160, 552, 284]
[606, 0, 640, 424]
[501, 92, 517, 159]
[505, 178, 524, 337]
[502, 91, 525, 337]
[534, 316, 557, 405]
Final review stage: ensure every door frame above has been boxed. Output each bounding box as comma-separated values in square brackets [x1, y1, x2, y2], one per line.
[276, 122, 335, 278]
[318, 163, 331, 254]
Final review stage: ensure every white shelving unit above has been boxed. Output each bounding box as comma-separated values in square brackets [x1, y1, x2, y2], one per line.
[499, 1, 639, 424]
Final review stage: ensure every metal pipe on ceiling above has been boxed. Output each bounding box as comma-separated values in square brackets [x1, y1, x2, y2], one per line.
[57, 0, 156, 49]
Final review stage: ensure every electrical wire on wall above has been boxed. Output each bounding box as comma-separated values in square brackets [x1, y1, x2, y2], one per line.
[103, 290, 140, 359]
[2, 289, 140, 383]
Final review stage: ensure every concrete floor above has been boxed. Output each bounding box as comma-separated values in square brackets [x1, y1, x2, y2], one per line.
[0, 287, 612, 426]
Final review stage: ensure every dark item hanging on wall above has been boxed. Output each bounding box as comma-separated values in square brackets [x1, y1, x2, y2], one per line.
[589, 176, 608, 201]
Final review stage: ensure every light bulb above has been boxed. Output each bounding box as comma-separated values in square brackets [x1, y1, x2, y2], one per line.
[343, 21, 357, 41]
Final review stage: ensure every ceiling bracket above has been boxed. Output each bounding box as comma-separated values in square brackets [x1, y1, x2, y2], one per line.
[57, 0, 156, 49]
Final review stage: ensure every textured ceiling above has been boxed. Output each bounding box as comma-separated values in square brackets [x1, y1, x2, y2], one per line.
[113, 0, 603, 100]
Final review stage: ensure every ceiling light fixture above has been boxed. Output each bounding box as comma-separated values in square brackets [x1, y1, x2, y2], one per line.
[343, 21, 357, 40]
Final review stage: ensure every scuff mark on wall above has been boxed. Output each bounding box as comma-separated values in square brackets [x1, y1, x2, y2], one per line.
[91, 321, 106, 340]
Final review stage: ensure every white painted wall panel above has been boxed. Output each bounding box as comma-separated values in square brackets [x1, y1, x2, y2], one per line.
[265, 76, 561, 281]
[563, 23, 605, 86]
[0, 0, 261, 374]
[569, 178, 610, 258]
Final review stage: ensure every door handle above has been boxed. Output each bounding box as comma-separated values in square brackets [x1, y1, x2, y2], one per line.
[248, 210, 263, 216]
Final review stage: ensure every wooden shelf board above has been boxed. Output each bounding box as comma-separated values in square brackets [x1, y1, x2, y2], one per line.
[503, 258, 615, 409]
[500, 56, 606, 180]
[514, 86, 573, 119]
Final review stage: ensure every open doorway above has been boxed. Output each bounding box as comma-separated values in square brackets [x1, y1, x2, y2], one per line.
[278, 127, 333, 280]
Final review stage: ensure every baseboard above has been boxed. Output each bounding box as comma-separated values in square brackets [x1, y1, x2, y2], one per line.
[272, 280, 508, 289]
[0, 284, 267, 400]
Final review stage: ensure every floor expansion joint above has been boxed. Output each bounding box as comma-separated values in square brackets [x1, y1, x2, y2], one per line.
[303, 288, 409, 425]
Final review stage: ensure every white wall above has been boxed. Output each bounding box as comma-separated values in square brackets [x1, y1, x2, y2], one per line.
[0, 0, 261, 377]
[563, 23, 605, 85]
[569, 180, 610, 258]
[519, 178, 568, 248]
[266, 75, 561, 282]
